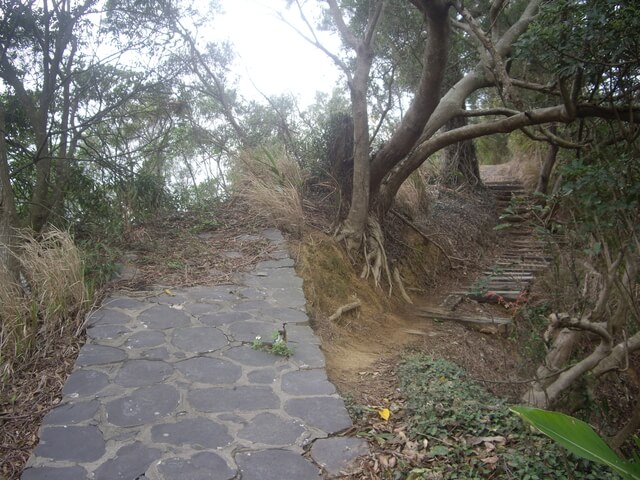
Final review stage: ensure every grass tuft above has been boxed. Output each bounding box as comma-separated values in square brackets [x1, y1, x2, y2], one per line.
[0, 228, 88, 380]
[233, 146, 307, 236]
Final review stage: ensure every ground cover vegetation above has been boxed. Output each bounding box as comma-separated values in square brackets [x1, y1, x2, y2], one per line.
[1, 0, 639, 478]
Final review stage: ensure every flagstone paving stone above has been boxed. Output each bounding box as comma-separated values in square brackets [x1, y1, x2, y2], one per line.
[23, 228, 367, 479]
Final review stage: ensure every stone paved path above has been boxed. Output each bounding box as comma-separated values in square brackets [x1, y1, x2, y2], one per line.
[23, 229, 367, 479]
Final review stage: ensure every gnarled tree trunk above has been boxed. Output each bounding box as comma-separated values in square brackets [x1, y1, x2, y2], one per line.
[0, 104, 20, 283]
[440, 113, 480, 187]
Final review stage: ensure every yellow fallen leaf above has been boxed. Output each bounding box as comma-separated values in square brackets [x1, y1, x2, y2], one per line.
[164, 288, 175, 296]
[378, 408, 391, 421]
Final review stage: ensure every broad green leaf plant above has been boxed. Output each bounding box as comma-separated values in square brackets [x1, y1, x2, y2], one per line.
[511, 406, 640, 480]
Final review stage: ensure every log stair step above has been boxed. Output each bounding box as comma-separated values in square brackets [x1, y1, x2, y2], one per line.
[416, 307, 511, 332]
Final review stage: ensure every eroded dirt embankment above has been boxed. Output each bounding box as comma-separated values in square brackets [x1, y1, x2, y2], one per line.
[295, 180, 526, 405]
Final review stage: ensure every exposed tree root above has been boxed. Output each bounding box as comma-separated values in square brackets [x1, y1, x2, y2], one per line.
[393, 266, 413, 304]
[359, 216, 393, 295]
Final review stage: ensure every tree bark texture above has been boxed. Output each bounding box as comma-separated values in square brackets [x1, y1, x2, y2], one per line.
[327, 113, 354, 216]
[370, 0, 452, 194]
[536, 137, 559, 194]
[0, 104, 20, 283]
[440, 113, 480, 187]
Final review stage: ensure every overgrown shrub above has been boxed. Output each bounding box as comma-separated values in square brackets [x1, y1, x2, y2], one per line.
[398, 353, 618, 479]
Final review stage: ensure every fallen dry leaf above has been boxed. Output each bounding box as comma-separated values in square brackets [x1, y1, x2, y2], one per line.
[481, 455, 500, 464]
[378, 408, 391, 421]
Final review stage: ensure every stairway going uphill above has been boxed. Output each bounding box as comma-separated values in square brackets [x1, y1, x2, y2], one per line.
[416, 179, 553, 333]
[464, 180, 551, 305]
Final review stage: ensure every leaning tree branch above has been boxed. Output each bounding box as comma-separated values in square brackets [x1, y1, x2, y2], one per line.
[552, 315, 612, 344]
[453, 0, 513, 102]
[510, 78, 559, 95]
[380, 102, 640, 212]
[281, 2, 351, 76]
[326, 0, 360, 50]
[462, 107, 520, 117]
[538, 125, 587, 149]
[363, 1, 386, 47]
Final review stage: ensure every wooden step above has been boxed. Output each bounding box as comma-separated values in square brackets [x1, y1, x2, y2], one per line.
[416, 307, 511, 332]
[463, 290, 526, 303]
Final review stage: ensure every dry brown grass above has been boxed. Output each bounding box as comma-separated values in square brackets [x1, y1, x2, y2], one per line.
[507, 133, 546, 189]
[233, 147, 307, 236]
[0, 228, 87, 380]
[394, 171, 437, 220]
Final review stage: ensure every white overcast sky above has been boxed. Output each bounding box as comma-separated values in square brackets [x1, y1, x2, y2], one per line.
[209, 0, 342, 106]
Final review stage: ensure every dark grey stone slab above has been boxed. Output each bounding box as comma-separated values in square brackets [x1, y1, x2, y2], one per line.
[76, 344, 126, 366]
[141, 346, 171, 360]
[310, 437, 368, 476]
[186, 285, 238, 302]
[42, 400, 99, 425]
[105, 297, 146, 310]
[106, 384, 179, 427]
[290, 342, 326, 368]
[231, 300, 272, 312]
[183, 302, 221, 315]
[256, 258, 295, 269]
[223, 345, 281, 367]
[115, 359, 173, 387]
[269, 249, 290, 260]
[34, 425, 105, 462]
[88, 309, 131, 326]
[262, 228, 285, 243]
[199, 311, 252, 326]
[285, 324, 320, 344]
[189, 386, 279, 413]
[149, 293, 188, 305]
[236, 287, 266, 300]
[21, 466, 88, 480]
[151, 417, 232, 449]
[94, 442, 161, 480]
[63, 369, 109, 396]
[171, 326, 228, 352]
[158, 452, 236, 480]
[86, 324, 130, 340]
[175, 357, 242, 384]
[245, 271, 303, 289]
[236, 449, 319, 480]
[138, 304, 191, 329]
[227, 321, 278, 343]
[263, 307, 309, 323]
[238, 413, 305, 445]
[284, 397, 352, 434]
[270, 287, 307, 308]
[247, 368, 277, 384]
[281, 369, 335, 396]
[126, 330, 166, 348]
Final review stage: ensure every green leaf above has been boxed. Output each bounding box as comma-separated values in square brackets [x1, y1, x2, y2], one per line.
[493, 223, 512, 231]
[428, 445, 450, 457]
[511, 406, 640, 480]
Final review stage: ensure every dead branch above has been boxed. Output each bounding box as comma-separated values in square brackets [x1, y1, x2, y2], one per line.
[328, 299, 362, 322]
